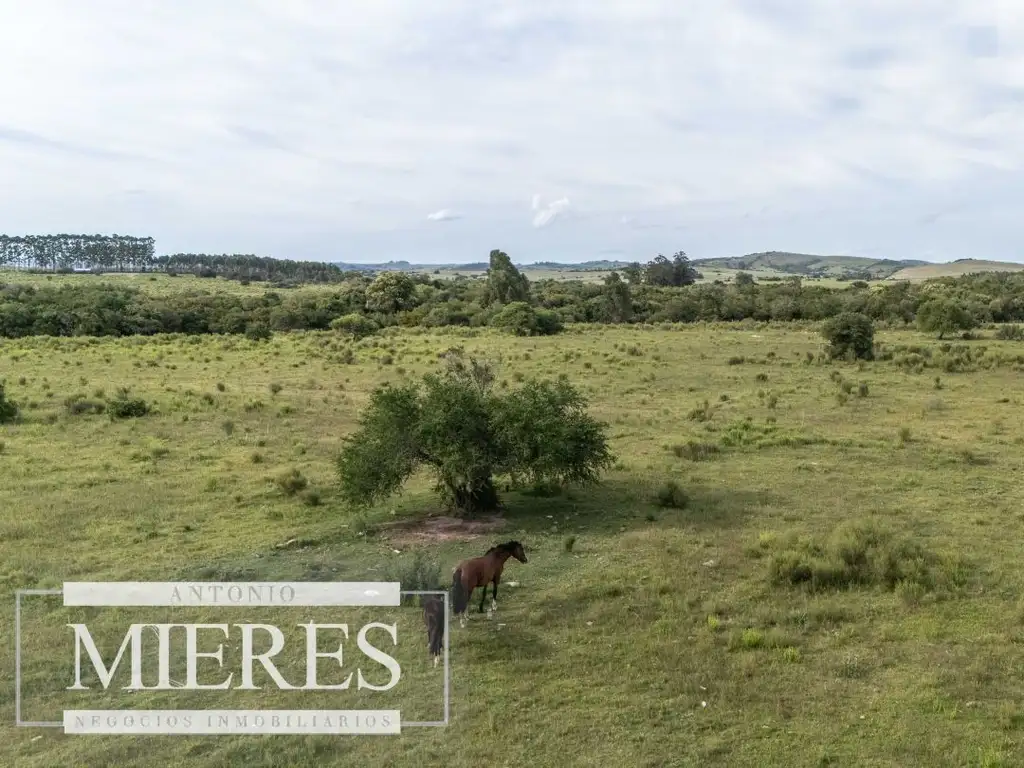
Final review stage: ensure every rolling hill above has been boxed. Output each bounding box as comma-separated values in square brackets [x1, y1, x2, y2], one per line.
[691, 251, 929, 280]
[331, 252, 1024, 283]
[888, 258, 1024, 280]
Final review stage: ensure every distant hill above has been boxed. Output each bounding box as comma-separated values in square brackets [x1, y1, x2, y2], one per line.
[889, 258, 1024, 281]
[332, 252, 1024, 282]
[333, 260, 417, 273]
[332, 259, 631, 274]
[692, 251, 929, 280]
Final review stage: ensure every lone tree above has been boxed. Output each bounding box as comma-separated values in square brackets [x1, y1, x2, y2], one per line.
[644, 251, 700, 286]
[603, 271, 633, 323]
[916, 297, 977, 339]
[482, 249, 530, 306]
[336, 350, 614, 516]
[821, 312, 875, 360]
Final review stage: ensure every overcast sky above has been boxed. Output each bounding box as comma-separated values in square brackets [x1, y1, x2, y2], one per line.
[1, 1, 1022, 265]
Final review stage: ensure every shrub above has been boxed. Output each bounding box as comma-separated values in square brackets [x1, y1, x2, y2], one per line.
[821, 312, 875, 360]
[379, 550, 444, 606]
[653, 480, 688, 509]
[331, 313, 379, 339]
[996, 324, 1024, 341]
[245, 322, 272, 342]
[275, 468, 308, 495]
[106, 388, 149, 419]
[0, 382, 20, 424]
[489, 301, 562, 336]
[64, 395, 105, 416]
[671, 441, 719, 461]
[767, 520, 965, 595]
[534, 308, 565, 336]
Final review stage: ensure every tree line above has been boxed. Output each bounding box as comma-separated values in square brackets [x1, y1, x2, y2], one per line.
[0, 234, 355, 284]
[155, 254, 353, 284]
[2, 248, 1023, 339]
[0, 235, 155, 272]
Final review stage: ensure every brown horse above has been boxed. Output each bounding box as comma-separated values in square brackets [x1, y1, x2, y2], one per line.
[451, 540, 528, 628]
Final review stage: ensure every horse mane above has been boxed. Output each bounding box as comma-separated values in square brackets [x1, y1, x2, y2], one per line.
[486, 540, 521, 555]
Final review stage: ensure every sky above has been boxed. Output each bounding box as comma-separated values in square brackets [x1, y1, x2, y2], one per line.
[1, 0, 1023, 265]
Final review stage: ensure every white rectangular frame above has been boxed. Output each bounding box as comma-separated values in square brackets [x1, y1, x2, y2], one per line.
[14, 587, 450, 730]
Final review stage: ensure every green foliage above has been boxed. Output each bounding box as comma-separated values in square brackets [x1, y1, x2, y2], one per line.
[621, 262, 643, 284]
[0, 381, 19, 424]
[336, 351, 613, 516]
[244, 322, 272, 342]
[644, 251, 699, 286]
[821, 312, 875, 360]
[64, 394, 105, 415]
[483, 249, 530, 306]
[380, 550, 444, 606]
[653, 479, 689, 508]
[6, 255, 1024, 340]
[534, 308, 564, 335]
[106, 388, 149, 419]
[768, 520, 966, 595]
[734, 271, 756, 287]
[365, 271, 416, 314]
[916, 297, 977, 339]
[275, 468, 308, 496]
[0, 234, 154, 271]
[602, 271, 633, 322]
[490, 301, 563, 336]
[330, 313, 379, 338]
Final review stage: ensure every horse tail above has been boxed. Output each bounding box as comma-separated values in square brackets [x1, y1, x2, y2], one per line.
[423, 596, 444, 658]
[451, 567, 469, 615]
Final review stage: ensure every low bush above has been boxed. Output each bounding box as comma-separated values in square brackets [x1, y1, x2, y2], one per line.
[767, 520, 967, 596]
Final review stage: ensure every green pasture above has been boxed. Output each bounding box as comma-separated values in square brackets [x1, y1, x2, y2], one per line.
[2, 321, 1024, 766]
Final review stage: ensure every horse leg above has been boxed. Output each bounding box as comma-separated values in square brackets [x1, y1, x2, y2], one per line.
[459, 587, 471, 628]
[478, 582, 488, 613]
[490, 575, 500, 614]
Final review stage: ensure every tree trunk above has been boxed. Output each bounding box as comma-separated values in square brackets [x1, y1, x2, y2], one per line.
[446, 474, 500, 518]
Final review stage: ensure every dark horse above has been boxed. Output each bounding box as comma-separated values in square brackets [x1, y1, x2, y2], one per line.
[450, 540, 528, 628]
[422, 595, 445, 667]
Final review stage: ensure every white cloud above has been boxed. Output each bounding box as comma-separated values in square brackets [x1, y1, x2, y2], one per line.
[427, 208, 460, 221]
[531, 196, 570, 228]
[1, 1, 1024, 262]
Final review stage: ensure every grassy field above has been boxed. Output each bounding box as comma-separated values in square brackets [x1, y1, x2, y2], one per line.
[890, 260, 1024, 281]
[3, 320, 1024, 766]
[0, 270, 344, 297]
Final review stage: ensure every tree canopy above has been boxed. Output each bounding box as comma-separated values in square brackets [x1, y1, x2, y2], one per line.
[915, 297, 978, 339]
[482, 249, 531, 306]
[821, 312, 875, 360]
[335, 350, 614, 516]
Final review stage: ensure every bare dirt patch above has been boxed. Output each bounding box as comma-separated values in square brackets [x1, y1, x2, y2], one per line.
[378, 514, 508, 546]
